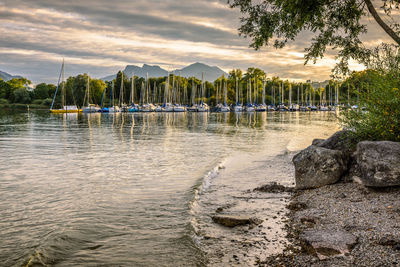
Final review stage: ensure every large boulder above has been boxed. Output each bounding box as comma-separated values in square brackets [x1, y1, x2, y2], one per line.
[314, 130, 358, 156]
[301, 230, 358, 260]
[293, 145, 348, 189]
[356, 141, 400, 187]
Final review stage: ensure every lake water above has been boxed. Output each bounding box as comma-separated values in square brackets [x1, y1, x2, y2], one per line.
[0, 111, 339, 266]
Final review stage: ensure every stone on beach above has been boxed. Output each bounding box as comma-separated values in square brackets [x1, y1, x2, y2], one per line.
[211, 215, 262, 227]
[293, 145, 348, 189]
[356, 141, 400, 187]
[301, 230, 358, 260]
[315, 130, 358, 155]
[253, 182, 294, 193]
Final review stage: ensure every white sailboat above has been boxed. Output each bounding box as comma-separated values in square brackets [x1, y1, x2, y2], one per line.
[82, 76, 101, 113]
[187, 79, 198, 112]
[219, 79, 230, 112]
[197, 73, 209, 112]
[234, 76, 243, 112]
[50, 59, 81, 113]
[108, 80, 121, 113]
[256, 78, 267, 112]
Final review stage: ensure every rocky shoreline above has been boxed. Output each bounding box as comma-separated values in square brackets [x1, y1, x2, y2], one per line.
[259, 131, 400, 266]
[261, 181, 400, 266]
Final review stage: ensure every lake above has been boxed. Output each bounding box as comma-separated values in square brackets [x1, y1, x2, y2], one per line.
[0, 111, 339, 266]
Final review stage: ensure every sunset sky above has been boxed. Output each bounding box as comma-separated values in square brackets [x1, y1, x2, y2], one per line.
[0, 0, 394, 84]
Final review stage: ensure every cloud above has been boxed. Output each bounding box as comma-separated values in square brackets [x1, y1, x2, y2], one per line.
[0, 0, 395, 84]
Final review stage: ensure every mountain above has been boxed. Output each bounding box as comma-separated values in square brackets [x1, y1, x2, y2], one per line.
[101, 62, 227, 82]
[174, 62, 227, 82]
[0, 70, 22, 81]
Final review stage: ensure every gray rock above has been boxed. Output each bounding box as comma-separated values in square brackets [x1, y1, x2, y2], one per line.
[301, 230, 358, 260]
[312, 139, 325, 146]
[293, 145, 348, 189]
[211, 215, 262, 227]
[254, 182, 294, 193]
[316, 130, 358, 155]
[356, 141, 400, 187]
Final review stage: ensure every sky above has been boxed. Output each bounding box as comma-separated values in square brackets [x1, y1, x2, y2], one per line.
[0, 0, 395, 84]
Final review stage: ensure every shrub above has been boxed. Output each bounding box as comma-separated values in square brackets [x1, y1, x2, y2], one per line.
[0, 98, 8, 104]
[13, 88, 31, 104]
[341, 86, 400, 142]
[42, 98, 53, 106]
[32, 99, 44, 105]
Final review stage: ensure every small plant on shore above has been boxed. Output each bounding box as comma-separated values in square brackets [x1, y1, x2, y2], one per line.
[341, 86, 400, 142]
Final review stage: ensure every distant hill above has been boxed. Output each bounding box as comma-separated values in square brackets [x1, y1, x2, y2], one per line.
[102, 62, 228, 82]
[174, 62, 227, 82]
[0, 70, 22, 81]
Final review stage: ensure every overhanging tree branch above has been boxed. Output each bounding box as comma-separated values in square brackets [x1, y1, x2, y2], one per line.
[364, 0, 400, 45]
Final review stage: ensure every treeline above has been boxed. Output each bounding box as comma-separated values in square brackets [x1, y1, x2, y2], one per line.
[1, 67, 397, 108]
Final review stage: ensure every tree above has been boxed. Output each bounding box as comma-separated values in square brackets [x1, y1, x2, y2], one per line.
[228, 0, 400, 74]
[13, 88, 31, 104]
[34, 83, 49, 99]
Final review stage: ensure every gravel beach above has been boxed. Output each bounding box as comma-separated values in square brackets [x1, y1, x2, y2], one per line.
[261, 181, 400, 266]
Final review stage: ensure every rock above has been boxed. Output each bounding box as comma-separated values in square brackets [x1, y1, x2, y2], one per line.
[293, 145, 348, 189]
[254, 182, 295, 193]
[316, 130, 358, 155]
[312, 139, 325, 146]
[301, 230, 358, 260]
[377, 235, 400, 246]
[356, 141, 400, 187]
[287, 201, 307, 211]
[211, 215, 262, 227]
[215, 207, 224, 213]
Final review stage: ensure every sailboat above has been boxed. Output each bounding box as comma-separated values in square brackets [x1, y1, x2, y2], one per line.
[162, 72, 174, 112]
[172, 75, 185, 112]
[82, 76, 101, 113]
[277, 81, 288, 111]
[128, 74, 139, 112]
[187, 79, 198, 112]
[197, 73, 209, 112]
[256, 78, 267, 112]
[50, 59, 81, 113]
[119, 72, 129, 112]
[108, 81, 121, 113]
[245, 79, 255, 112]
[139, 74, 155, 112]
[219, 79, 230, 112]
[234, 76, 243, 112]
[267, 85, 276, 111]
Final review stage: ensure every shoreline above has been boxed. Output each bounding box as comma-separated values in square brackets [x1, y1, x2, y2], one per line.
[260, 180, 400, 266]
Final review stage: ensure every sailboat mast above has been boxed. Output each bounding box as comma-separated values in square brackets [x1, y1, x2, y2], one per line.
[201, 72, 204, 105]
[119, 72, 124, 107]
[87, 75, 90, 106]
[224, 79, 227, 106]
[262, 80, 265, 105]
[235, 76, 238, 105]
[50, 59, 64, 110]
[62, 61, 65, 110]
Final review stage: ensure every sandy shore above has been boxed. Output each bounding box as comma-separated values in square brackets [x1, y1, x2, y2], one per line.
[260, 181, 400, 266]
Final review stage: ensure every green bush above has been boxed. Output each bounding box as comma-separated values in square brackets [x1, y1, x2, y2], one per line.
[42, 98, 53, 106]
[9, 103, 28, 109]
[32, 99, 44, 105]
[13, 88, 31, 104]
[341, 86, 400, 142]
[0, 98, 8, 104]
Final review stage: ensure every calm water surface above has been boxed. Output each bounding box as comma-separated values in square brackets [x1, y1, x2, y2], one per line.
[0, 111, 339, 266]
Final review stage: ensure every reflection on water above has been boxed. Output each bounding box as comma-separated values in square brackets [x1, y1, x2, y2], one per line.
[0, 111, 339, 266]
